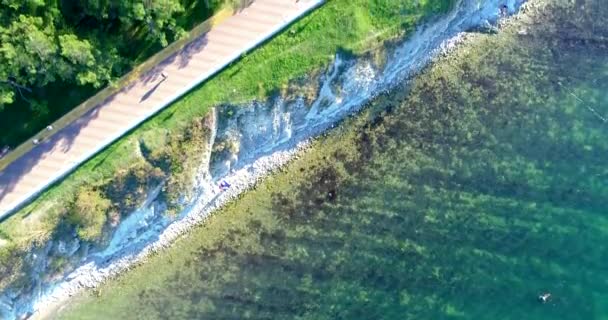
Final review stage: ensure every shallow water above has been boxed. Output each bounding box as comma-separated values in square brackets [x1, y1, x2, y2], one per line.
[57, 0, 608, 319]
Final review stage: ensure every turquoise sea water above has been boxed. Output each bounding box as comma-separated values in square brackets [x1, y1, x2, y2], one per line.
[58, 1, 608, 319]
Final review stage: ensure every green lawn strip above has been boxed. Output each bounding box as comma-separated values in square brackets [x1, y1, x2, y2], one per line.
[0, 0, 454, 282]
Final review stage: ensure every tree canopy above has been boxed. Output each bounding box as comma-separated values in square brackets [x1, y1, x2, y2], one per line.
[74, 0, 186, 46]
[0, 14, 115, 106]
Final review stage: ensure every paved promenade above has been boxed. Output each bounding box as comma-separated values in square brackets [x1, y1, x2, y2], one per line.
[0, 0, 323, 219]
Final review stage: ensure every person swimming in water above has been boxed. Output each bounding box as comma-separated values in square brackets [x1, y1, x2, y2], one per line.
[538, 292, 551, 303]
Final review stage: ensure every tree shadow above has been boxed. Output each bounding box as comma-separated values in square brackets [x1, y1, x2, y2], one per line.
[177, 36, 211, 69]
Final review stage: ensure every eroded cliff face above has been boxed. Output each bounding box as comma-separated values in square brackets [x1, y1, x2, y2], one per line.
[0, 0, 528, 318]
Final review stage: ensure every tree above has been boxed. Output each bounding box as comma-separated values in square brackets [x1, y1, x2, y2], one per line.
[0, 13, 115, 109]
[0, 15, 59, 107]
[73, 0, 185, 47]
[141, 0, 186, 47]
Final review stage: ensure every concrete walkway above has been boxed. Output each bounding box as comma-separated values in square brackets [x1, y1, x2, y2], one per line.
[0, 0, 323, 219]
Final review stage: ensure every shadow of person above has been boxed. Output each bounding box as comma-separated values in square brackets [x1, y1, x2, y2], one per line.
[140, 77, 167, 103]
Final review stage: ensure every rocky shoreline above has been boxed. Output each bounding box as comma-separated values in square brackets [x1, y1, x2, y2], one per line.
[2, 0, 531, 318]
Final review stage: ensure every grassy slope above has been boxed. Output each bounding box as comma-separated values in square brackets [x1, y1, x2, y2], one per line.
[0, 0, 453, 259]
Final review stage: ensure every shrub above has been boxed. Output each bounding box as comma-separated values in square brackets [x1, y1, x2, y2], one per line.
[0, 243, 24, 291]
[68, 187, 111, 242]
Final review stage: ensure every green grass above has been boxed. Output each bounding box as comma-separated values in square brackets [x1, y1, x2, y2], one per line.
[0, 0, 454, 284]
